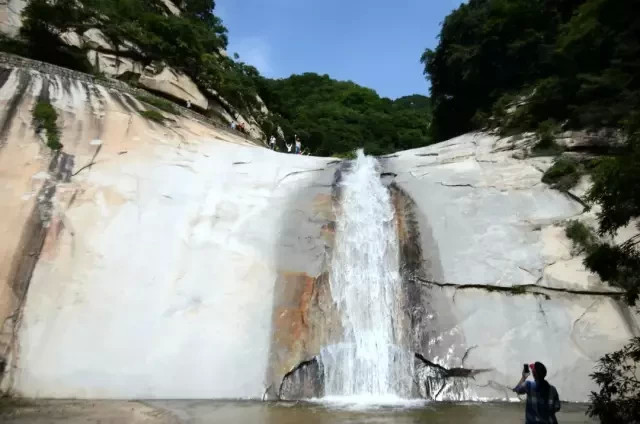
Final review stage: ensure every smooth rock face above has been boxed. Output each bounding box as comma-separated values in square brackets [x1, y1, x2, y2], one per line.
[0, 66, 637, 402]
[0, 66, 333, 398]
[385, 133, 639, 401]
[387, 134, 585, 288]
[0, 0, 27, 38]
[138, 66, 209, 110]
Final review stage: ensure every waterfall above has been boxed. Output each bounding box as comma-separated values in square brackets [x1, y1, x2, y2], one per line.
[320, 149, 413, 401]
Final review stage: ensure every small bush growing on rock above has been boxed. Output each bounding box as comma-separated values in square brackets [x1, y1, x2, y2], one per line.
[532, 119, 563, 156]
[32, 101, 62, 150]
[136, 95, 177, 115]
[509, 285, 527, 295]
[542, 157, 581, 191]
[140, 110, 165, 123]
[565, 221, 598, 254]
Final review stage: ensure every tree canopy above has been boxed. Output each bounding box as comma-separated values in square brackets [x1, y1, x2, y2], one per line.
[423, 0, 640, 141]
[256, 73, 432, 156]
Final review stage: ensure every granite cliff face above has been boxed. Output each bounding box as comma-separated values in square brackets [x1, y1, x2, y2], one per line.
[0, 62, 637, 402]
[0, 0, 26, 38]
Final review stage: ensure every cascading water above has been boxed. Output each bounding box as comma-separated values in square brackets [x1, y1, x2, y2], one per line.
[320, 149, 413, 402]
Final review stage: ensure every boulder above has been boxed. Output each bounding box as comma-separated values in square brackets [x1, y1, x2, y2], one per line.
[86, 50, 144, 78]
[556, 129, 625, 151]
[0, 0, 27, 38]
[138, 65, 208, 110]
[82, 28, 114, 51]
[59, 31, 83, 49]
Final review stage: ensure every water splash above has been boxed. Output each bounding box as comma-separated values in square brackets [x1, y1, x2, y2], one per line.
[320, 149, 413, 399]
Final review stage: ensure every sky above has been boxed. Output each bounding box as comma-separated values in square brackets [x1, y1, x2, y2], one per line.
[216, 0, 465, 99]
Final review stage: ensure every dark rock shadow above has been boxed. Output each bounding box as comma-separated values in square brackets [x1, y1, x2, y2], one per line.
[264, 160, 345, 400]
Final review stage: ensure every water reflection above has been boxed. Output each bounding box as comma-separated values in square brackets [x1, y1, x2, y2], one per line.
[153, 400, 596, 424]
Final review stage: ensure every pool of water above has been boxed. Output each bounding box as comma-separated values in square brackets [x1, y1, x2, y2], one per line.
[1, 399, 597, 423]
[159, 400, 596, 424]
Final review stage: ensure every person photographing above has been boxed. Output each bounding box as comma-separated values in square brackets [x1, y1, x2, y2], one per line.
[514, 362, 561, 424]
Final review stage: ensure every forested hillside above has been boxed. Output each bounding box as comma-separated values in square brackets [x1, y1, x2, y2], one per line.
[0, 0, 434, 156]
[423, 0, 639, 142]
[256, 74, 432, 156]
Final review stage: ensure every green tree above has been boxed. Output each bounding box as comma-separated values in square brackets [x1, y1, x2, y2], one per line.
[255, 73, 432, 156]
[422, 0, 640, 141]
[588, 337, 640, 424]
[584, 116, 640, 306]
[17, 0, 263, 113]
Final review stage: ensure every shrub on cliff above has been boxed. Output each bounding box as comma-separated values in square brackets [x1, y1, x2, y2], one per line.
[542, 157, 581, 191]
[136, 95, 177, 115]
[32, 101, 62, 150]
[140, 110, 165, 123]
[583, 115, 640, 423]
[588, 337, 640, 424]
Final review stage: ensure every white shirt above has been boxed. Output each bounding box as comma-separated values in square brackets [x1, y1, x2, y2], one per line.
[270, 136, 276, 144]
[286, 143, 292, 152]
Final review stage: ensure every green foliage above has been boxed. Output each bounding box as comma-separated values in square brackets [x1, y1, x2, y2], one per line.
[587, 118, 640, 235]
[135, 95, 177, 114]
[19, 0, 262, 113]
[32, 101, 62, 150]
[422, 0, 575, 140]
[256, 73, 433, 156]
[17, 0, 434, 155]
[532, 119, 562, 155]
[542, 157, 581, 191]
[0, 34, 30, 56]
[565, 220, 598, 254]
[140, 109, 165, 123]
[587, 337, 640, 424]
[424, 0, 640, 141]
[582, 115, 640, 306]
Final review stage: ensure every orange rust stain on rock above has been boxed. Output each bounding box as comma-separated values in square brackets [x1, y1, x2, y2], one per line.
[392, 190, 409, 244]
[40, 218, 64, 260]
[313, 193, 333, 220]
[273, 273, 316, 353]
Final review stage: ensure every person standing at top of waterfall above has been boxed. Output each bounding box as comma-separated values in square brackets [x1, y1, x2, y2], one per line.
[269, 135, 276, 150]
[285, 141, 293, 153]
[295, 135, 302, 154]
[514, 362, 561, 424]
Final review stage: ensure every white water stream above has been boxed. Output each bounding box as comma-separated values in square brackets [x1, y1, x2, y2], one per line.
[320, 150, 413, 401]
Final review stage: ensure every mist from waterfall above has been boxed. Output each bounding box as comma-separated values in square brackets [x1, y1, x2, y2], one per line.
[320, 149, 413, 401]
